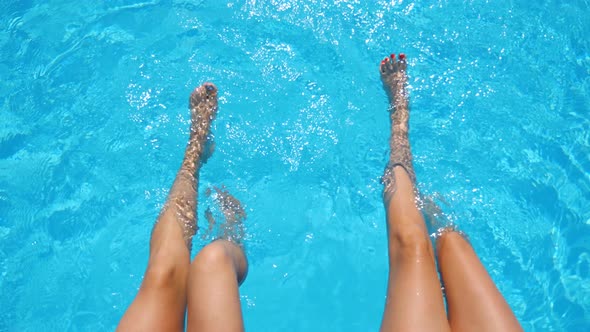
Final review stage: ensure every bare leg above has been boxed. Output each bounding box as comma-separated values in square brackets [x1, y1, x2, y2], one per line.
[117, 83, 218, 332]
[436, 230, 523, 331]
[187, 188, 248, 332]
[379, 54, 450, 332]
[188, 188, 248, 332]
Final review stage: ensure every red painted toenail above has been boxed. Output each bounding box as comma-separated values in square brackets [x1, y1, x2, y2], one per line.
[390, 53, 396, 59]
[384, 57, 390, 62]
[381, 60, 385, 65]
[399, 53, 406, 60]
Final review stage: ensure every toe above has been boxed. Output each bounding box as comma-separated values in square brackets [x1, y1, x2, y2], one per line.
[385, 56, 394, 72]
[200, 82, 217, 102]
[190, 82, 218, 107]
[203, 82, 217, 96]
[380, 56, 396, 74]
[389, 53, 396, 67]
[398, 53, 407, 71]
[380, 57, 389, 74]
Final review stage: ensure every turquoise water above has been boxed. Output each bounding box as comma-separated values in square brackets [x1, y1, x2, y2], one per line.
[1, 0, 589, 331]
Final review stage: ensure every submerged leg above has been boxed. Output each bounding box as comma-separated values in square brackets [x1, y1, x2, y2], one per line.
[187, 188, 248, 332]
[117, 83, 219, 332]
[436, 230, 523, 331]
[379, 54, 449, 332]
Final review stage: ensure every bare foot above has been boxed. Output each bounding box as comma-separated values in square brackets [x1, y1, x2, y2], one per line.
[379, 53, 408, 115]
[180, 83, 219, 174]
[203, 186, 246, 245]
[189, 82, 219, 144]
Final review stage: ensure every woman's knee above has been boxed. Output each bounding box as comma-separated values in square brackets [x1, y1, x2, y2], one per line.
[435, 229, 471, 259]
[191, 240, 248, 284]
[390, 223, 432, 258]
[143, 258, 189, 291]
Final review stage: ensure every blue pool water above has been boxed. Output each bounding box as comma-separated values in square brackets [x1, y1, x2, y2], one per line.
[1, 0, 589, 331]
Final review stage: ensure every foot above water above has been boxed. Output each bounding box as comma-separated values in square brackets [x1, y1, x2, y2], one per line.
[379, 53, 408, 104]
[189, 82, 219, 141]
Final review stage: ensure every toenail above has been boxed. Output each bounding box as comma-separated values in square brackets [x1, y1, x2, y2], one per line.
[399, 53, 406, 60]
[384, 57, 389, 62]
[390, 53, 396, 59]
[205, 84, 215, 92]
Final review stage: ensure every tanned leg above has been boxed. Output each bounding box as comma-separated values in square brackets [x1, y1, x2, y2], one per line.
[379, 53, 450, 332]
[436, 230, 523, 331]
[187, 187, 248, 332]
[117, 83, 218, 332]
